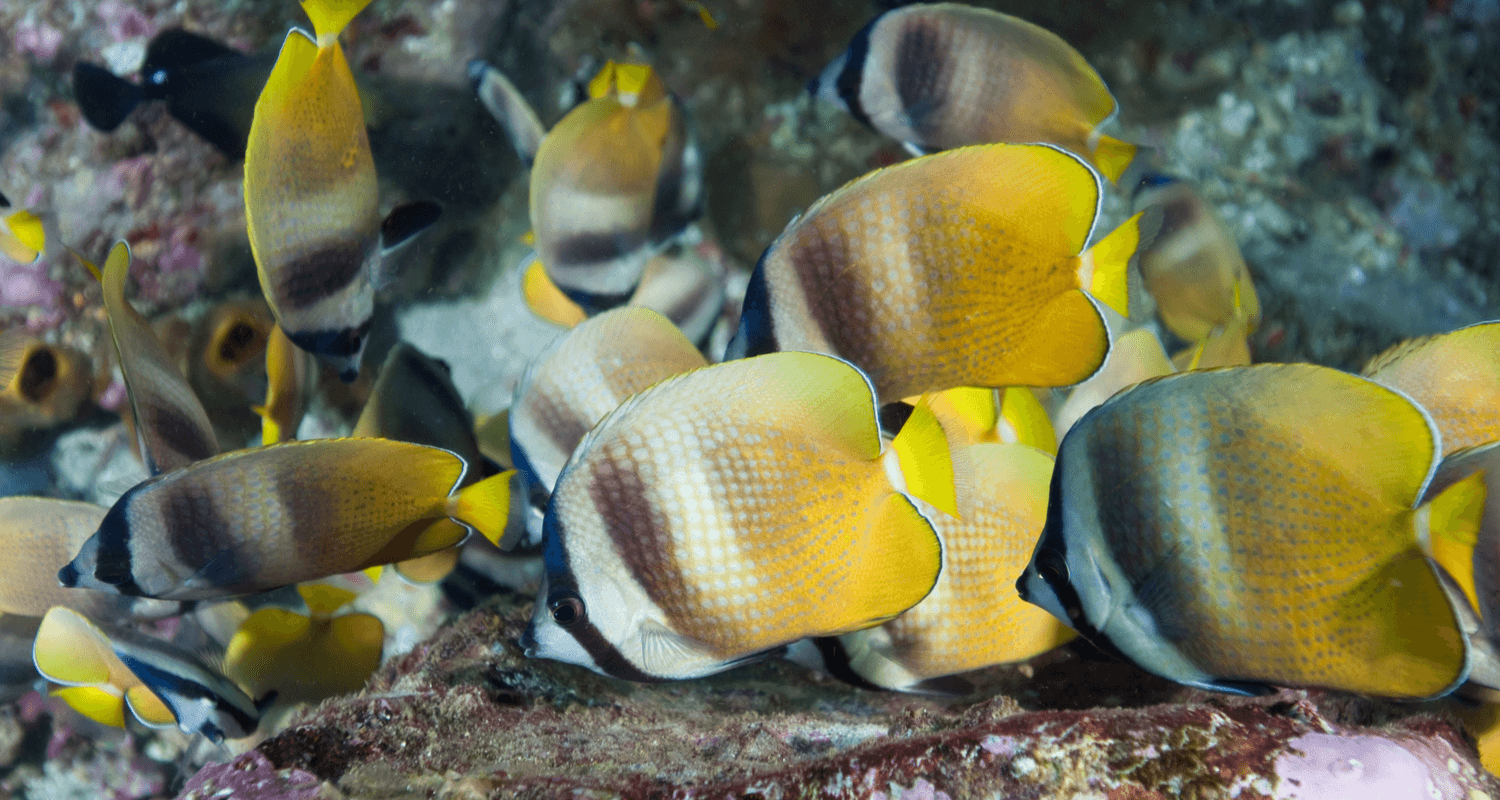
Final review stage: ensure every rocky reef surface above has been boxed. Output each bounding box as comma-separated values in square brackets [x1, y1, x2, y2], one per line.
[3, 0, 1500, 797]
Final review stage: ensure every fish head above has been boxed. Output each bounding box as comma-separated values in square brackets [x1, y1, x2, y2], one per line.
[1017, 432, 1120, 645]
[59, 489, 152, 597]
[524, 507, 709, 682]
[809, 52, 849, 108]
[288, 320, 370, 383]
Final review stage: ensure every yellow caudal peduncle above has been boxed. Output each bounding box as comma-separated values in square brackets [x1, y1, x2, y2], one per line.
[301, 0, 372, 46]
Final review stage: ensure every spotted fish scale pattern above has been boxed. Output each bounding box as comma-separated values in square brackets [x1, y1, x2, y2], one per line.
[762, 145, 1100, 401]
[1080, 368, 1464, 696]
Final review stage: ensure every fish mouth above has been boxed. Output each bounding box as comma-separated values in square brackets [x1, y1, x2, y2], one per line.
[57, 563, 79, 587]
[518, 623, 538, 657]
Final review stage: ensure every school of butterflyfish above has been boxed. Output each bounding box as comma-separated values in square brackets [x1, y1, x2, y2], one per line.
[3, 0, 1500, 763]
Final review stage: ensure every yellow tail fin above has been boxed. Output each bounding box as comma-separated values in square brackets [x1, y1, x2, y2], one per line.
[998, 387, 1057, 455]
[523, 259, 587, 327]
[449, 470, 519, 547]
[1091, 134, 1136, 185]
[2, 209, 44, 261]
[52, 686, 128, 728]
[394, 547, 462, 584]
[298, 582, 359, 617]
[301, 0, 372, 45]
[1423, 470, 1487, 614]
[890, 395, 970, 518]
[124, 686, 178, 728]
[1079, 208, 1162, 317]
[34, 607, 116, 686]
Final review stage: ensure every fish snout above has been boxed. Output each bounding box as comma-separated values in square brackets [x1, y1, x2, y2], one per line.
[518, 623, 539, 657]
[57, 562, 80, 587]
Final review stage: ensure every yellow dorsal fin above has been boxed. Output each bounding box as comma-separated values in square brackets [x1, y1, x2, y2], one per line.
[1422, 470, 1487, 614]
[125, 686, 178, 728]
[587, 61, 620, 99]
[51, 685, 127, 728]
[254, 406, 283, 446]
[1091, 134, 1136, 185]
[449, 470, 519, 547]
[298, 582, 360, 617]
[2, 209, 45, 260]
[1078, 208, 1161, 317]
[33, 607, 123, 687]
[890, 395, 966, 519]
[686, 0, 718, 29]
[66, 245, 102, 281]
[998, 387, 1057, 455]
[523, 258, 587, 327]
[300, 0, 372, 45]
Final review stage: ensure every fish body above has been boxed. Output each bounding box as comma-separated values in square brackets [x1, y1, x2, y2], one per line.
[511, 306, 707, 495]
[727, 143, 1157, 403]
[524, 61, 702, 311]
[833, 443, 1073, 692]
[1132, 174, 1260, 354]
[90, 241, 220, 474]
[1365, 322, 1500, 456]
[0, 190, 45, 264]
[356, 343, 524, 572]
[72, 29, 276, 158]
[813, 4, 1134, 182]
[58, 437, 517, 600]
[244, 0, 439, 381]
[522, 351, 953, 681]
[0, 497, 178, 620]
[1019, 364, 1477, 699]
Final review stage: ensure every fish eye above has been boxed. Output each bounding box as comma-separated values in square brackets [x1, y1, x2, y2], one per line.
[548, 591, 586, 628]
[1037, 548, 1069, 587]
[149, 69, 168, 86]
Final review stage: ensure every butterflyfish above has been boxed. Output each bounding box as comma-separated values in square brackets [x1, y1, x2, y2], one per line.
[222, 581, 382, 704]
[521, 351, 958, 681]
[0, 329, 94, 448]
[822, 443, 1074, 693]
[58, 437, 518, 600]
[34, 607, 270, 742]
[1132, 174, 1260, 360]
[1364, 322, 1500, 456]
[522, 60, 702, 311]
[244, 0, 441, 381]
[0, 190, 45, 264]
[83, 241, 220, 474]
[726, 143, 1160, 403]
[510, 306, 707, 496]
[1053, 327, 1174, 438]
[355, 343, 525, 575]
[1019, 363, 1482, 699]
[72, 29, 276, 159]
[812, 4, 1136, 182]
[0, 497, 179, 620]
[254, 324, 314, 445]
[32, 608, 178, 732]
[521, 246, 728, 347]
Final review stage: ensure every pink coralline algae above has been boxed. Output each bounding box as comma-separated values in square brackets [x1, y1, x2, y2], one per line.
[13, 18, 63, 63]
[176, 751, 326, 800]
[1273, 733, 1460, 799]
[0, 257, 63, 312]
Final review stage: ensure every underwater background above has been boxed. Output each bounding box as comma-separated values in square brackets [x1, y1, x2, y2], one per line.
[3, 0, 1500, 796]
